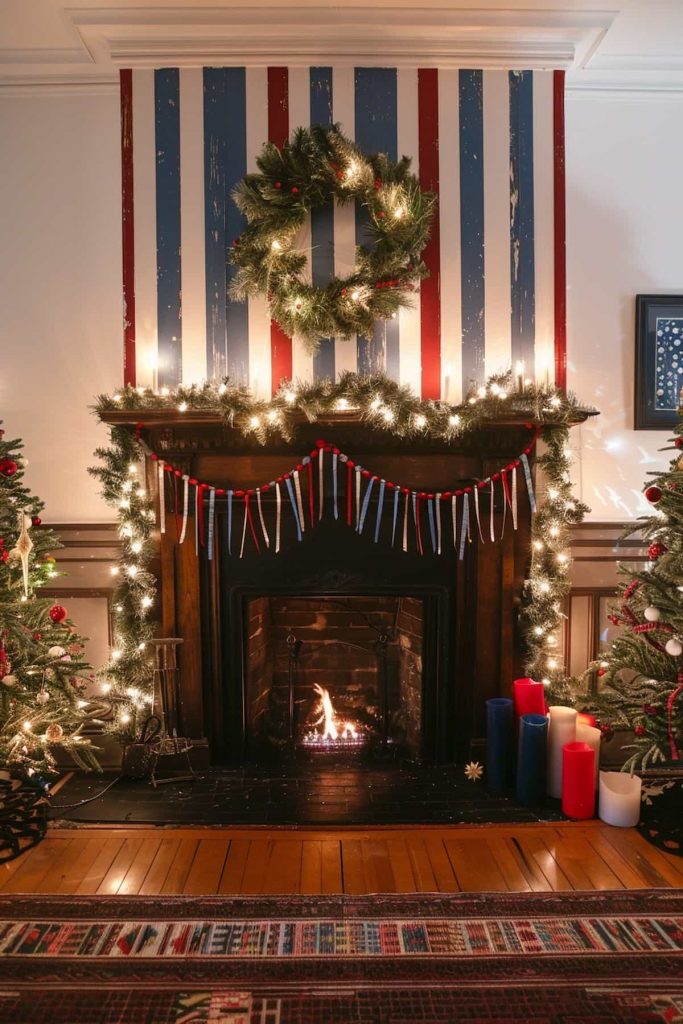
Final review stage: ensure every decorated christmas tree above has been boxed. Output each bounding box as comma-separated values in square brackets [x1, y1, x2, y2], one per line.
[0, 423, 99, 777]
[587, 405, 683, 771]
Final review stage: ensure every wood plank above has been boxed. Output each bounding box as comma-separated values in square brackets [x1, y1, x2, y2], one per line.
[160, 837, 199, 894]
[300, 842, 322, 894]
[320, 839, 343, 894]
[406, 836, 438, 892]
[1, 839, 72, 894]
[183, 839, 229, 895]
[503, 835, 553, 892]
[386, 839, 416, 893]
[598, 826, 683, 889]
[75, 836, 127, 895]
[96, 838, 145, 895]
[552, 835, 624, 891]
[486, 837, 534, 893]
[53, 836, 107, 894]
[262, 841, 303, 895]
[361, 839, 396, 894]
[423, 836, 460, 893]
[139, 837, 182, 895]
[444, 838, 508, 892]
[218, 839, 249, 894]
[240, 840, 273, 895]
[340, 838, 366, 895]
[118, 836, 163, 895]
[518, 831, 573, 892]
[580, 828, 656, 890]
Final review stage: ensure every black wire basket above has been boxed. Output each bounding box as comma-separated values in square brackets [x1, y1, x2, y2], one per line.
[0, 770, 49, 863]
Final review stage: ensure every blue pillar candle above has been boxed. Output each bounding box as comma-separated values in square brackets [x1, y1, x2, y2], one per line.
[517, 713, 549, 807]
[486, 697, 514, 793]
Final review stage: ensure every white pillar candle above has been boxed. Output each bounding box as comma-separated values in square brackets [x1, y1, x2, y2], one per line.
[599, 771, 642, 828]
[576, 722, 601, 789]
[547, 706, 577, 798]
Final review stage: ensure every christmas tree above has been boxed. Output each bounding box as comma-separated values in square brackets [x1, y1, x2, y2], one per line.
[0, 423, 100, 777]
[587, 405, 683, 771]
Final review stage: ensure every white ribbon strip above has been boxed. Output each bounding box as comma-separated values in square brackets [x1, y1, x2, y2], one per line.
[275, 482, 282, 554]
[158, 462, 166, 534]
[435, 493, 442, 554]
[473, 484, 485, 542]
[355, 467, 362, 531]
[256, 488, 270, 548]
[512, 466, 518, 530]
[489, 479, 495, 542]
[239, 498, 249, 559]
[402, 491, 409, 552]
[207, 487, 216, 561]
[451, 494, 457, 549]
[293, 470, 305, 532]
[500, 476, 507, 540]
[179, 475, 189, 544]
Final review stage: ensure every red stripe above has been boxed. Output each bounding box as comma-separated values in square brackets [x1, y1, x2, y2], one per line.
[268, 67, 292, 393]
[553, 70, 567, 392]
[418, 69, 441, 401]
[120, 69, 136, 387]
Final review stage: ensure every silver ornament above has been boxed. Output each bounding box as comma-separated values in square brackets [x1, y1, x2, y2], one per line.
[36, 690, 50, 705]
[665, 637, 683, 657]
[644, 606, 661, 622]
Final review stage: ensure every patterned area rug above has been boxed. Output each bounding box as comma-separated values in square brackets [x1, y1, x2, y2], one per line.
[0, 891, 682, 1022]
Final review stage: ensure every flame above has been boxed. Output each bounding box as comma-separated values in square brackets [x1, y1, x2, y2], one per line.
[310, 684, 361, 745]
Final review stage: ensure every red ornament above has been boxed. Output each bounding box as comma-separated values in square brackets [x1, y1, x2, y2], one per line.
[597, 668, 607, 677]
[290, 186, 299, 195]
[600, 724, 614, 741]
[634, 724, 646, 737]
[378, 211, 386, 219]
[675, 437, 683, 449]
[48, 604, 67, 624]
[0, 460, 17, 477]
[644, 485, 663, 504]
[648, 541, 667, 560]
[643, 704, 657, 716]
[31, 516, 42, 527]
[274, 181, 282, 189]
[336, 171, 345, 180]
[374, 178, 382, 190]
[32, 632, 42, 641]
[0, 551, 8, 564]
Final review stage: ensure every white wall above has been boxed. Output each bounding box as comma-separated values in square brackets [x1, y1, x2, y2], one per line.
[565, 91, 683, 521]
[0, 89, 121, 522]
[1, 85, 680, 524]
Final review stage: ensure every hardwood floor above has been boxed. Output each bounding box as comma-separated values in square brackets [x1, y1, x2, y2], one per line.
[2, 822, 682, 896]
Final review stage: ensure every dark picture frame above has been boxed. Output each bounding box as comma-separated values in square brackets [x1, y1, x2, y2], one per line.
[635, 294, 683, 430]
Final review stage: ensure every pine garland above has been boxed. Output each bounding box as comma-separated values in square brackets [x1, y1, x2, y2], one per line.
[92, 371, 594, 737]
[229, 125, 436, 350]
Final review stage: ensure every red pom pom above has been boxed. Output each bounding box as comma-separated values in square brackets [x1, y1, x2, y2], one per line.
[492, 473, 501, 482]
[401, 487, 410, 495]
[174, 469, 182, 478]
[261, 484, 270, 493]
[235, 489, 245, 498]
[310, 450, 318, 459]
[49, 604, 67, 624]
[648, 542, 667, 560]
[332, 448, 340, 456]
[189, 478, 198, 486]
[442, 491, 452, 500]
[150, 453, 158, 462]
[644, 485, 662, 504]
[296, 464, 304, 473]
[315, 439, 326, 448]
[216, 488, 226, 496]
[361, 469, 371, 479]
[0, 460, 18, 477]
[347, 460, 355, 469]
[324, 445, 332, 453]
[31, 516, 41, 527]
[386, 481, 395, 489]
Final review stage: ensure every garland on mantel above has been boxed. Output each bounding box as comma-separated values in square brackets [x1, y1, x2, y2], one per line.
[91, 372, 593, 742]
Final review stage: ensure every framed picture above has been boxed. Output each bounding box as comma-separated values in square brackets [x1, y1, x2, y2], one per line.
[635, 294, 683, 430]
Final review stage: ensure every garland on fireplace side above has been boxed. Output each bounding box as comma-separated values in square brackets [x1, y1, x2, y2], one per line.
[91, 371, 592, 743]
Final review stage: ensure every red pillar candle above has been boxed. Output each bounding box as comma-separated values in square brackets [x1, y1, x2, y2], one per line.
[513, 678, 546, 726]
[561, 741, 596, 819]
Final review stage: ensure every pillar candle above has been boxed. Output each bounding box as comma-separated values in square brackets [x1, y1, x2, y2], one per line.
[577, 712, 597, 728]
[576, 722, 601, 788]
[486, 697, 514, 793]
[513, 678, 546, 726]
[562, 741, 596, 819]
[598, 771, 642, 827]
[516, 713, 548, 807]
[547, 705, 577, 798]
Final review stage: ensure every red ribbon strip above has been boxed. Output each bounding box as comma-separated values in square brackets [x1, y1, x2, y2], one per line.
[244, 493, 261, 554]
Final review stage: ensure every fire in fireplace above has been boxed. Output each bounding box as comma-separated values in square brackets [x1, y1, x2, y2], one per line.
[244, 596, 424, 760]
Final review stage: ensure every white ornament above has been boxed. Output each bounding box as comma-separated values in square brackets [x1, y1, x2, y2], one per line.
[644, 606, 661, 622]
[665, 637, 683, 657]
[1, 674, 17, 688]
[36, 690, 50, 705]
[9, 513, 33, 598]
[47, 646, 66, 658]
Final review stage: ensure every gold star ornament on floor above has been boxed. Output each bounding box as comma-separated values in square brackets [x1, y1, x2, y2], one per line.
[464, 761, 484, 782]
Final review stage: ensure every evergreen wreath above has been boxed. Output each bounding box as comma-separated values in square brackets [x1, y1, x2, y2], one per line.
[229, 124, 436, 351]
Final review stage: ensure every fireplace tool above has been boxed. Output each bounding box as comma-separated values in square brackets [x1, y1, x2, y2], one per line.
[147, 637, 196, 786]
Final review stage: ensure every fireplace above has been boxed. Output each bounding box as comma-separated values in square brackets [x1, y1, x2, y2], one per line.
[98, 410, 539, 767]
[244, 595, 425, 761]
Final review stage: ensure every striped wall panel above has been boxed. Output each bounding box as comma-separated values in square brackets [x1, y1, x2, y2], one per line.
[120, 67, 565, 399]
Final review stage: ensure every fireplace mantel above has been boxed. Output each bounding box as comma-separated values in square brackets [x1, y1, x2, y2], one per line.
[103, 409, 589, 765]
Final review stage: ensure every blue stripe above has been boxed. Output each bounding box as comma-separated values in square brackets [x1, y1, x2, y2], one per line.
[310, 68, 336, 382]
[155, 69, 182, 386]
[459, 70, 485, 390]
[509, 71, 535, 368]
[204, 68, 249, 384]
[354, 68, 399, 380]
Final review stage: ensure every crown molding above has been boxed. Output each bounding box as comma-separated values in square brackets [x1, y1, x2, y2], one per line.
[566, 70, 683, 98]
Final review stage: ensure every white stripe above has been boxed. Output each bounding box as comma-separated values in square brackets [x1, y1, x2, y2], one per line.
[437, 70, 461, 404]
[396, 68, 421, 395]
[179, 68, 207, 386]
[533, 71, 555, 388]
[332, 65, 358, 379]
[483, 71, 512, 378]
[246, 67, 272, 398]
[288, 67, 315, 385]
[132, 70, 157, 387]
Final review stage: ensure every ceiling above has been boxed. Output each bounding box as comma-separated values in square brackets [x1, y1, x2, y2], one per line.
[1, 0, 682, 95]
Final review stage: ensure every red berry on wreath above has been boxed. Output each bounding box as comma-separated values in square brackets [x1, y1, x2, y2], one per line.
[648, 541, 667, 560]
[0, 460, 18, 477]
[48, 604, 67, 624]
[374, 178, 382, 190]
[291, 186, 299, 194]
[31, 516, 41, 527]
[33, 632, 42, 641]
[644, 485, 662, 503]
[0, 550, 8, 564]
[634, 724, 646, 737]
[274, 181, 282, 189]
